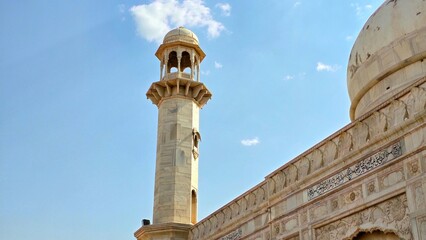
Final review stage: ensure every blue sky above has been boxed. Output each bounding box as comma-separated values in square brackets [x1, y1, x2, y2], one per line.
[0, 0, 384, 239]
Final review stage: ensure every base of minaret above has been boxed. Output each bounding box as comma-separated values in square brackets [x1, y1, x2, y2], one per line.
[134, 223, 192, 240]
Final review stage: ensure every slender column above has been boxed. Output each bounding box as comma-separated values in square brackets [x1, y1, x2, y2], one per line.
[165, 52, 169, 75]
[190, 60, 195, 80]
[160, 61, 164, 80]
[197, 61, 200, 82]
[177, 50, 182, 73]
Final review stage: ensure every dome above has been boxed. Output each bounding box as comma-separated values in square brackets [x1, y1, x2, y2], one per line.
[155, 27, 205, 62]
[347, 0, 426, 120]
[163, 26, 199, 45]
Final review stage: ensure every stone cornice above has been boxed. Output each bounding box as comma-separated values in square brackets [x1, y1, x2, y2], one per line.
[146, 77, 212, 108]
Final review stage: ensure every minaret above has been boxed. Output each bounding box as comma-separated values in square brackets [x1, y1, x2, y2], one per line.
[135, 27, 212, 240]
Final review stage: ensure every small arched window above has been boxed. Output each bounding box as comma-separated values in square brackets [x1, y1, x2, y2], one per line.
[191, 190, 197, 224]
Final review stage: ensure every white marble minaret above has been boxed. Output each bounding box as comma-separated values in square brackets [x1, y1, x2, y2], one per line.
[135, 27, 212, 240]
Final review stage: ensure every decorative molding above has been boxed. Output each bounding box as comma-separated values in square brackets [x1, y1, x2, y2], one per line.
[307, 141, 403, 200]
[146, 79, 212, 107]
[315, 194, 412, 240]
[220, 228, 242, 240]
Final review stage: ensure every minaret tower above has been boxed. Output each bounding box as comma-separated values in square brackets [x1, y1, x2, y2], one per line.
[135, 27, 212, 240]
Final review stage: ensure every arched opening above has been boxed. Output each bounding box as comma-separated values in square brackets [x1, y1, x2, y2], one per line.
[167, 51, 178, 73]
[191, 190, 197, 224]
[183, 67, 191, 74]
[180, 51, 191, 72]
[352, 230, 399, 240]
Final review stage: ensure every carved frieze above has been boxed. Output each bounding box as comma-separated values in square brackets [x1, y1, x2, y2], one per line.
[220, 228, 242, 240]
[307, 141, 403, 200]
[315, 194, 412, 240]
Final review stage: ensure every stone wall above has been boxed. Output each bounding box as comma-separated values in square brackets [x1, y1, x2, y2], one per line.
[189, 77, 426, 240]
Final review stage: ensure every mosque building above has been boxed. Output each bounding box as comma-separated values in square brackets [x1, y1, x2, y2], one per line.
[135, 0, 426, 239]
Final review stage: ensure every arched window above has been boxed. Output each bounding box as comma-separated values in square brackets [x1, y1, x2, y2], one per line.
[191, 190, 197, 224]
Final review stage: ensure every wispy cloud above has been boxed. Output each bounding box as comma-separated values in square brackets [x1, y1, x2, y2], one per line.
[345, 35, 354, 41]
[316, 62, 340, 72]
[241, 137, 260, 146]
[293, 1, 302, 7]
[214, 61, 223, 69]
[118, 4, 125, 13]
[351, 3, 374, 17]
[130, 0, 225, 43]
[216, 3, 231, 16]
[118, 4, 126, 21]
[283, 72, 306, 81]
[201, 70, 210, 75]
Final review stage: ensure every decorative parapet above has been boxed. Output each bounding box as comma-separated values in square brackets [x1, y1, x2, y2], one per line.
[266, 76, 426, 201]
[146, 77, 212, 108]
[190, 182, 268, 240]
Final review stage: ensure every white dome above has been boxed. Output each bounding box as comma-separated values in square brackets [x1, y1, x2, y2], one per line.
[347, 0, 426, 120]
[163, 26, 199, 45]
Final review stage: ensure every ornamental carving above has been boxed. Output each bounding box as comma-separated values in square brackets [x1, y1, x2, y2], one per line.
[315, 194, 412, 240]
[307, 141, 403, 200]
[220, 228, 242, 240]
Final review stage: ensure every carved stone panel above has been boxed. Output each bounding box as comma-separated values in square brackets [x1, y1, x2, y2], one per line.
[417, 216, 426, 240]
[310, 201, 328, 222]
[307, 141, 403, 200]
[406, 158, 421, 179]
[413, 181, 426, 210]
[220, 228, 242, 240]
[314, 194, 412, 240]
[378, 164, 405, 190]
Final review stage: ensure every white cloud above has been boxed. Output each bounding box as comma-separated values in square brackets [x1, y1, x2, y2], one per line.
[216, 3, 231, 16]
[241, 137, 260, 146]
[294, 1, 301, 7]
[214, 61, 223, 69]
[316, 62, 340, 72]
[130, 0, 225, 44]
[201, 70, 210, 75]
[365, 4, 372, 9]
[284, 75, 294, 80]
[351, 3, 362, 16]
[346, 35, 354, 41]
